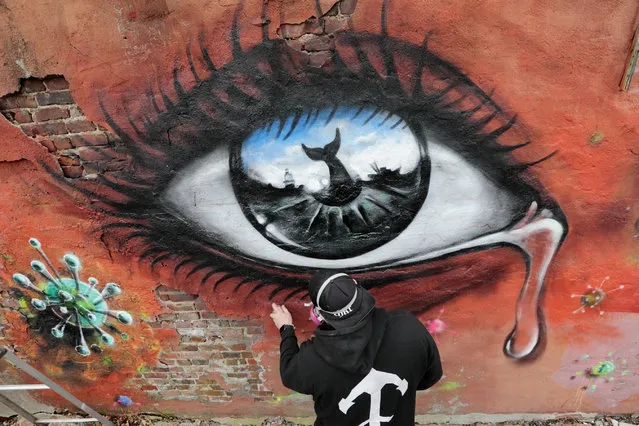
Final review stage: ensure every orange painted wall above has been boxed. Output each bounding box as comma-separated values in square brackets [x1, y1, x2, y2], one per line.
[0, 0, 638, 417]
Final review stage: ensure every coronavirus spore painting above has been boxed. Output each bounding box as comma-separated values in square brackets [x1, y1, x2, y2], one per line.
[0, 0, 638, 417]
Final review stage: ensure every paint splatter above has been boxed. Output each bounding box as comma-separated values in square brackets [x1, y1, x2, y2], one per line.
[589, 131, 605, 145]
[571, 276, 624, 315]
[553, 315, 639, 408]
[425, 309, 457, 343]
[439, 381, 464, 391]
[590, 361, 616, 376]
[11, 238, 133, 356]
[116, 395, 133, 407]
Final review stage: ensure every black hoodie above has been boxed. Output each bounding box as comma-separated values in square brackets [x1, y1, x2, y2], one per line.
[279, 308, 442, 425]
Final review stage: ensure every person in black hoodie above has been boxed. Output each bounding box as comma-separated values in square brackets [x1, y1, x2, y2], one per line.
[270, 270, 443, 426]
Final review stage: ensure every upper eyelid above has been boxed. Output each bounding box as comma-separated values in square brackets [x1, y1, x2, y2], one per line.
[110, 34, 538, 178]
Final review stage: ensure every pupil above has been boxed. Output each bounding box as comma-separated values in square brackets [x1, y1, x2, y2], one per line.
[231, 106, 431, 259]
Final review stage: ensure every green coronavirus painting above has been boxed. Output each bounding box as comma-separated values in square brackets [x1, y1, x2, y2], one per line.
[11, 238, 133, 357]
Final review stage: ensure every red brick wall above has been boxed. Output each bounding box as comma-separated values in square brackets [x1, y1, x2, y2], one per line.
[135, 286, 273, 403]
[0, 75, 122, 178]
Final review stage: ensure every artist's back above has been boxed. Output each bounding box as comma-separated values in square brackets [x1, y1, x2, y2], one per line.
[279, 308, 443, 426]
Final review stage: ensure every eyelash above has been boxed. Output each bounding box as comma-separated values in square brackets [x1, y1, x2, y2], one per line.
[44, 4, 556, 302]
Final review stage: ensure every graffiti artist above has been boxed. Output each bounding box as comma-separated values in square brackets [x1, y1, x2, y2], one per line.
[270, 271, 443, 425]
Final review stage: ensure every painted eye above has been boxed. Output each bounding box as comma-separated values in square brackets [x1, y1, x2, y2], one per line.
[163, 105, 530, 270]
[53, 24, 568, 361]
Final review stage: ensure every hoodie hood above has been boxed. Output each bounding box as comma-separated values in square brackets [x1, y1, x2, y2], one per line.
[312, 308, 389, 374]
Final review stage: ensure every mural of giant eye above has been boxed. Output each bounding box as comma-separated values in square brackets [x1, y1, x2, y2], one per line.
[48, 15, 570, 363]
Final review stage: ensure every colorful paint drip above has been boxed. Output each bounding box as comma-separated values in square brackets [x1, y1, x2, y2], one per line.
[571, 276, 624, 315]
[11, 238, 133, 356]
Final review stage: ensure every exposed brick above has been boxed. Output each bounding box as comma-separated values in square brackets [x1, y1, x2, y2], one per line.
[68, 133, 109, 147]
[51, 137, 73, 150]
[35, 90, 74, 106]
[22, 78, 47, 93]
[309, 51, 332, 68]
[157, 313, 176, 321]
[204, 390, 226, 396]
[153, 363, 170, 371]
[324, 15, 350, 33]
[179, 345, 199, 351]
[175, 312, 200, 321]
[169, 293, 198, 302]
[75, 146, 108, 162]
[38, 139, 56, 153]
[278, 18, 323, 39]
[34, 106, 70, 122]
[61, 166, 84, 178]
[21, 122, 68, 137]
[0, 95, 37, 109]
[2, 109, 33, 123]
[188, 336, 207, 343]
[173, 379, 195, 385]
[199, 344, 227, 351]
[103, 159, 129, 172]
[68, 105, 83, 118]
[222, 328, 245, 339]
[286, 38, 304, 51]
[177, 327, 205, 337]
[304, 35, 334, 51]
[167, 302, 196, 311]
[146, 286, 272, 401]
[142, 372, 169, 379]
[158, 352, 179, 360]
[43, 76, 70, 91]
[339, 0, 357, 14]
[58, 155, 81, 167]
[246, 326, 263, 335]
[66, 119, 97, 133]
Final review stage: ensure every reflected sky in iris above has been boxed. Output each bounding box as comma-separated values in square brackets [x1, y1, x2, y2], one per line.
[241, 107, 422, 190]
